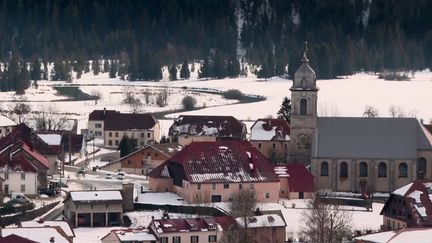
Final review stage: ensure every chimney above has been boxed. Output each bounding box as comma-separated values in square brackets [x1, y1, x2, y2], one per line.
[122, 182, 135, 212]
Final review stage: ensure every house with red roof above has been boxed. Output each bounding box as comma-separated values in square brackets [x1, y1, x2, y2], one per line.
[168, 115, 247, 146]
[0, 234, 38, 243]
[101, 143, 183, 176]
[0, 140, 49, 195]
[88, 108, 160, 148]
[274, 164, 314, 199]
[0, 123, 61, 175]
[149, 141, 280, 203]
[380, 180, 432, 230]
[147, 214, 286, 243]
[250, 118, 290, 163]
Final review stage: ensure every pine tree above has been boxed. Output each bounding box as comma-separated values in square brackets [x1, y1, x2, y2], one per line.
[42, 61, 48, 80]
[30, 57, 42, 81]
[51, 59, 64, 81]
[84, 60, 90, 73]
[169, 64, 177, 81]
[258, 60, 271, 80]
[118, 51, 129, 80]
[103, 60, 110, 73]
[8, 53, 21, 93]
[212, 51, 225, 79]
[277, 97, 292, 124]
[198, 57, 212, 79]
[118, 135, 134, 157]
[179, 60, 190, 79]
[17, 65, 30, 94]
[226, 57, 240, 78]
[92, 58, 101, 75]
[109, 60, 118, 78]
[64, 61, 73, 82]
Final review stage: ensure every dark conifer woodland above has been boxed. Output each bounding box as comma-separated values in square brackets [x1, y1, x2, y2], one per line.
[0, 0, 431, 89]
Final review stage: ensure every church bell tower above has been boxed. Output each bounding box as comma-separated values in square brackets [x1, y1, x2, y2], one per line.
[289, 42, 318, 163]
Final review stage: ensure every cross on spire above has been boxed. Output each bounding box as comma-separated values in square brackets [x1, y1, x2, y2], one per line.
[301, 41, 309, 63]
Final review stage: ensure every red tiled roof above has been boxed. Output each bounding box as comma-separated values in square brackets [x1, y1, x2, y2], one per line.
[0, 141, 49, 171]
[215, 216, 237, 231]
[150, 141, 279, 184]
[89, 109, 157, 131]
[168, 115, 246, 139]
[22, 143, 49, 168]
[250, 118, 290, 141]
[275, 164, 314, 192]
[0, 123, 60, 155]
[0, 234, 38, 243]
[153, 217, 229, 233]
[0, 123, 32, 151]
[88, 109, 117, 120]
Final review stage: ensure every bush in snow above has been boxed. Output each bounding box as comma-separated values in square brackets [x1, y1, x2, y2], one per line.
[223, 89, 244, 100]
[182, 95, 197, 110]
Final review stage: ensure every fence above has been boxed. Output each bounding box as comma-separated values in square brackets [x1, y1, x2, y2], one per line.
[0, 201, 61, 226]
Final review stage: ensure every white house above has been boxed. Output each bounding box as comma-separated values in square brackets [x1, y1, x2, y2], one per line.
[0, 142, 49, 195]
[0, 115, 16, 138]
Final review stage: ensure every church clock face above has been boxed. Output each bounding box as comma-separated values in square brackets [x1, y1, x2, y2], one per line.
[297, 134, 310, 149]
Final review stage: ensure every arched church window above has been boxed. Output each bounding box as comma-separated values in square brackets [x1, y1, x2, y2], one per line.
[417, 157, 426, 179]
[340, 162, 348, 178]
[378, 162, 387, 177]
[320, 161, 329, 176]
[300, 99, 307, 115]
[399, 163, 408, 178]
[359, 162, 368, 177]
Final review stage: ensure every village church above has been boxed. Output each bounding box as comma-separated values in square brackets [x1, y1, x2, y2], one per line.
[289, 43, 432, 193]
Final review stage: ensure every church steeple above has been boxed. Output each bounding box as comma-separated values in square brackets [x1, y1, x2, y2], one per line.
[291, 41, 318, 91]
[288, 42, 319, 163]
[300, 41, 309, 63]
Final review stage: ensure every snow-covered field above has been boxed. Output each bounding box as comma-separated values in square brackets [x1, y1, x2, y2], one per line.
[1, 66, 431, 138]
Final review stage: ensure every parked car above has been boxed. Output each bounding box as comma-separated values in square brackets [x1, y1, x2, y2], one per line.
[116, 171, 126, 180]
[105, 173, 113, 179]
[9, 192, 31, 204]
[39, 188, 57, 197]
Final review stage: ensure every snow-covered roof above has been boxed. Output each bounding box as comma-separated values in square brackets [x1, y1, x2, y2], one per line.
[169, 115, 245, 138]
[20, 220, 74, 237]
[392, 182, 413, 196]
[69, 190, 123, 202]
[235, 214, 286, 228]
[37, 134, 62, 146]
[355, 227, 432, 243]
[1, 227, 69, 243]
[250, 119, 290, 141]
[149, 141, 279, 184]
[113, 229, 156, 241]
[0, 115, 16, 127]
[137, 192, 184, 206]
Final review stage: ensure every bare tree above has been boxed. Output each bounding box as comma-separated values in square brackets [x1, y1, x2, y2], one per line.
[388, 105, 397, 117]
[228, 188, 257, 243]
[34, 104, 68, 131]
[142, 89, 151, 105]
[363, 105, 379, 118]
[90, 90, 103, 105]
[122, 86, 142, 112]
[11, 102, 31, 123]
[299, 196, 352, 243]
